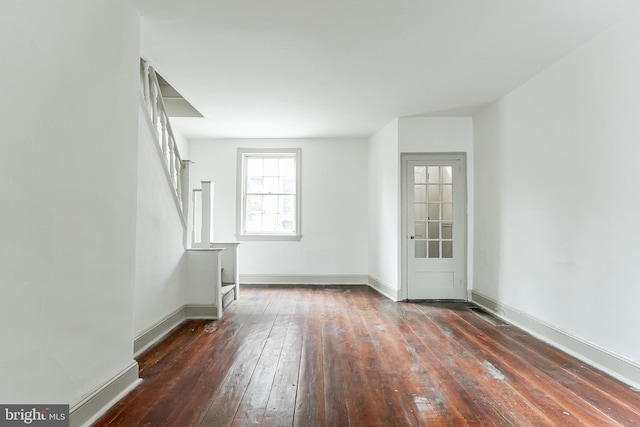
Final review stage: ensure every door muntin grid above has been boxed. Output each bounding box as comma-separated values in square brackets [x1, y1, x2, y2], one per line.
[413, 165, 453, 259]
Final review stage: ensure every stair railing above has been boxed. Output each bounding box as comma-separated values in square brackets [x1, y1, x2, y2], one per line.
[140, 58, 185, 214]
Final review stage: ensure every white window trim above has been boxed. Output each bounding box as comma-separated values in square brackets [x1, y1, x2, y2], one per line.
[236, 148, 302, 241]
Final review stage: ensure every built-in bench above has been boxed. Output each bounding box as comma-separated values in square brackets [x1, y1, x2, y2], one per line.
[212, 242, 240, 313]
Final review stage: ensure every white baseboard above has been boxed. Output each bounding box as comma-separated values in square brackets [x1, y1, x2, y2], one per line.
[240, 274, 368, 285]
[69, 361, 141, 427]
[134, 306, 187, 357]
[471, 290, 640, 390]
[134, 304, 218, 357]
[368, 276, 399, 301]
[185, 304, 219, 319]
[75, 304, 219, 427]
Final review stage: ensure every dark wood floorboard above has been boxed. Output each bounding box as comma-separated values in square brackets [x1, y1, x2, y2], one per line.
[95, 286, 640, 426]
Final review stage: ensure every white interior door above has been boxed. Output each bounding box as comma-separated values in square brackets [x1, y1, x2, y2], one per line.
[405, 156, 466, 300]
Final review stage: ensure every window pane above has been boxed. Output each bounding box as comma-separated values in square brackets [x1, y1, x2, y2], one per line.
[263, 214, 278, 232]
[263, 195, 278, 213]
[428, 241, 440, 258]
[241, 151, 299, 236]
[264, 177, 278, 193]
[442, 241, 453, 258]
[246, 195, 262, 213]
[428, 167, 440, 183]
[414, 222, 426, 239]
[415, 240, 427, 258]
[414, 166, 427, 184]
[280, 177, 295, 194]
[280, 158, 295, 176]
[264, 158, 279, 176]
[246, 213, 261, 232]
[280, 195, 295, 214]
[279, 214, 295, 232]
[247, 177, 263, 193]
[247, 158, 263, 176]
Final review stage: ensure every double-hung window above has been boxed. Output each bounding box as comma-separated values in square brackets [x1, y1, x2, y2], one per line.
[237, 148, 301, 240]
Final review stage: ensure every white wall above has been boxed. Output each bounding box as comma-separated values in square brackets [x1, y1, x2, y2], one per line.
[398, 117, 475, 292]
[133, 102, 187, 337]
[0, 0, 139, 405]
[173, 129, 190, 162]
[473, 10, 640, 381]
[367, 120, 400, 293]
[188, 138, 369, 278]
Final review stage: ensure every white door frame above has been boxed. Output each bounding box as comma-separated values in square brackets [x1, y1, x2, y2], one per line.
[400, 152, 468, 300]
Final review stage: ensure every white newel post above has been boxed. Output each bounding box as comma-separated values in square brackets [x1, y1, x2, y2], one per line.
[200, 181, 214, 247]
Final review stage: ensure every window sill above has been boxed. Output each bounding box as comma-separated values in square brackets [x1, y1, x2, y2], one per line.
[235, 234, 302, 242]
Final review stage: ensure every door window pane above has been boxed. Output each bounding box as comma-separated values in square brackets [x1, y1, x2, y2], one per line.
[415, 204, 427, 222]
[428, 167, 440, 183]
[428, 222, 439, 239]
[442, 241, 453, 258]
[428, 185, 440, 201]
[442, 166, 453, 184]
[414, 166, 427, 184]
[428, 241, 440, 258]
[411, 162, 457, 261]
[414, 185, 427, 202]
[442, 222, 453, 239]
[428, 204, 440, 220]
[442, 203, 453, 221]
[442, 185, 452, 202]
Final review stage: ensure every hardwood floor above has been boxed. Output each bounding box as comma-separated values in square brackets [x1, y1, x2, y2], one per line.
[95, 286, 640, 426]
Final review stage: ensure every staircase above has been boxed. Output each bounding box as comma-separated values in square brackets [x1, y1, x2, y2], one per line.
[140, 58, 240, 318]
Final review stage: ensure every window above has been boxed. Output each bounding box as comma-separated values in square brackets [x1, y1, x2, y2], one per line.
[236, 148, 301, 240]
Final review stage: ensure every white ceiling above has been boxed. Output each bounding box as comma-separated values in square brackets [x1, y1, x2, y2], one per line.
[133, 0, 636, 139]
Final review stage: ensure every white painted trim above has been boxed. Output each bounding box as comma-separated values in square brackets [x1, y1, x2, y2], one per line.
[240, 274, 368, 285]
[77, 305, 219, 427]
[400, 152, 468, 301]
[471, 290, 640, 390]
[134, 306, 187, 357]
[368, 276, 400, 301]
[134, 304, 219, 358]
[236, 148, 302, 240]
[235, 234, 303, 241]
[185, 304, 219, 318]
[69, 361, 141, 427]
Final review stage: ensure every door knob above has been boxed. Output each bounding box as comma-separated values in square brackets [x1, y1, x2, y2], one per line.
[410, 236, 415, 239]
